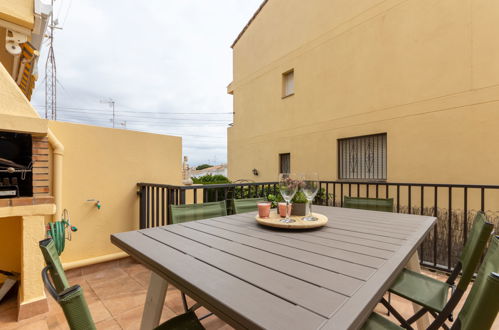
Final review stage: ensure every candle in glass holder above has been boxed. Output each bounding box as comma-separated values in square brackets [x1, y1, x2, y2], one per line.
[257, 202, 271, 218]
[278, 202, 292, 217]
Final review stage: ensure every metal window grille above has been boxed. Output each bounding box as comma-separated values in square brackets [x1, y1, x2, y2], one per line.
[338, 133, 387, 180]
[279, 153, 291, 174]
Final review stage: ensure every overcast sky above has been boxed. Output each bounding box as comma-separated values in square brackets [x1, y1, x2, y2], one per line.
[31, 0, 262, 166]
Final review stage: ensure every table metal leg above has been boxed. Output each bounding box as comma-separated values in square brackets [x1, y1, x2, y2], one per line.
[406, 252, 430, 330]
[140, 272, 169, 330]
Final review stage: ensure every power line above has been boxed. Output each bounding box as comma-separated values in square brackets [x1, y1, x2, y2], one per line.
[61, 112, 230, 121]
[49, 112, 231, 123]
[32, 104, 233, 115]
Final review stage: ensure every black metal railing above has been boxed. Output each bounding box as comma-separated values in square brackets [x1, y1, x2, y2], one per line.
[137, 181, 278, 228]
[137, 180, 499, 273]
[317, 181, 499, 272]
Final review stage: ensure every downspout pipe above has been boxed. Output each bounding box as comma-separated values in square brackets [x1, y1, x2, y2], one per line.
[48, 128, 63, 220]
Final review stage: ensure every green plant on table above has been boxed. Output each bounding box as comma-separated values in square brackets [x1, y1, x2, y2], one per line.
[267, 190, 308, 208]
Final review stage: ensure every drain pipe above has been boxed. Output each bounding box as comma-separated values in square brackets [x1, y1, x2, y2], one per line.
[48, 129, 63, 220]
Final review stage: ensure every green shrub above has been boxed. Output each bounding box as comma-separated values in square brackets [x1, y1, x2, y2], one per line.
[195, 164, 213, 170]
[192, 174, 230, 184]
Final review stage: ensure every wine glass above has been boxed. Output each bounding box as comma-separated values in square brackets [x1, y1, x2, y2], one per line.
[278, 173, 298, 223]
[301, 173, 319, 221]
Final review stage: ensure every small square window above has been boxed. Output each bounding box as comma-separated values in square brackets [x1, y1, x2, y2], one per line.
[282, 69, 294, 98]
[279, 153, 291, 174]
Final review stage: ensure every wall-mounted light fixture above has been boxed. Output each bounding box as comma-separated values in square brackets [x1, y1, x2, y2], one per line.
[252, 168, 259, 176]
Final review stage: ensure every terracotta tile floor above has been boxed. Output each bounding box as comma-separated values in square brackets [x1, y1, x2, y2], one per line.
[0, 258, 497, 330]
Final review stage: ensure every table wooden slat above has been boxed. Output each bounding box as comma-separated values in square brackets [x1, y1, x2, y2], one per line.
[318, 226, 406, 245]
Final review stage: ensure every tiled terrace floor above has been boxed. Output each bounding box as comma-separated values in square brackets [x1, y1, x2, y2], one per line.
[1, 257, 497, 330]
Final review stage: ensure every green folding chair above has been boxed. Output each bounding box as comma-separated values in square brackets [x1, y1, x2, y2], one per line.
[380, 212, 494, 330]
[170, 201, 227, 224]
[233, 197, 266, 214]
[343, 196, 394, 212]
[362, 235, 499, 330]
[40, 238, 204, 330]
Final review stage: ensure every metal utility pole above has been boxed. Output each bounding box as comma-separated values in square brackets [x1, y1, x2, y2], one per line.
[45, 0, 57, 120]
[100, 98, 116, 128]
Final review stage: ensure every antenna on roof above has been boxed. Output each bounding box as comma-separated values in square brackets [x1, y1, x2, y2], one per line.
[45, 0, 61, 120]
[100, 98, 116, 128]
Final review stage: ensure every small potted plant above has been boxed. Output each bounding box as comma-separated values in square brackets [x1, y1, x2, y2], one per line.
[291, 191, 308, 216]
[266, 194, 281, 208]
[267, 191, 308, 216]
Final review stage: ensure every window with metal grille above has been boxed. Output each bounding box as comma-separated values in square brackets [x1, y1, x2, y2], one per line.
[338, 133, 387, 180]
[279, 153, 291, 174]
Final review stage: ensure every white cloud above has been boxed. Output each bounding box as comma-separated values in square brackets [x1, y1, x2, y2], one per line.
[32, 0, 262, 166]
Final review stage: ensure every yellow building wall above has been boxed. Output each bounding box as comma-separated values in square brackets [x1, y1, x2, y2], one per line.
[228, 0, 499, 187]
[48, 121, 182, 266]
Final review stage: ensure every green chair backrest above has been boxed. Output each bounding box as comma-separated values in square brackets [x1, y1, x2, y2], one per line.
[233, 198, 266, 214]
[343, 196, 394, 212]
[454, 236, 499, 330]
[457, 212, 494, 291]
[39, 238, 96, 330]
[39, 238, 70, 292]
[58, 286, 96, 330]
[171, 201, 227, 224]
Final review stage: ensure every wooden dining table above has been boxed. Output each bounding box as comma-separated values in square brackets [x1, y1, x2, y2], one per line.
[111, 205, 436, 330]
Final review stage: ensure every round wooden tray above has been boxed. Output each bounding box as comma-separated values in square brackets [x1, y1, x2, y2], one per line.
[255, 211, 328, 229]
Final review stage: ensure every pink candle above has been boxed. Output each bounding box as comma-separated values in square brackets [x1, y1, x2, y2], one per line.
[257, 202, 271, 218]
[278, 202, 291, 217]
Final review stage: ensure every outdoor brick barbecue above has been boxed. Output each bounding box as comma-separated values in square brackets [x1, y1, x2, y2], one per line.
[0, 132, 53, 207]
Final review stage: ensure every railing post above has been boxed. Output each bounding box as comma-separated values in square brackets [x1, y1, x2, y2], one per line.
[139, 185, 146, 229]
[180, 188, 186, 205]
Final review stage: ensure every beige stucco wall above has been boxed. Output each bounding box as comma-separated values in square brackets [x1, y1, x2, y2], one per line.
[48, 121, 182, 266]
[0, 63, 41, 119]
[228, 0, 499, 187]
[0, 0, 33, 29]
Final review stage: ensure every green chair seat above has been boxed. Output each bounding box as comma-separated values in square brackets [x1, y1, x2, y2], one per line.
[233, 197, 266, 214]
[171, 201, 227, 224]
[361, 312, 403, 330]
[344, 196, 394, 212]
[389, 269, 449, 312]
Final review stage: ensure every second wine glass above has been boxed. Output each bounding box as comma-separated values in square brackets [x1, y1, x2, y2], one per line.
[301, 173, 319, 221]
[278, 173, 298, 223]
